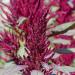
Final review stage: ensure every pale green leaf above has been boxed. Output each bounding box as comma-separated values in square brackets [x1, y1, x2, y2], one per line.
[31, 70, 44, 75]
[17, 40, 28, 58]
[17, 17, 27, 26]
[52, 38, 71, 45]
[63, 29, 75, 36]
[47, 18, 56, 26]
[51, 21, 75, 32]
[55, 48, 75, 54]
[54, 65, 75, 74]
[50, 6, 60, 12]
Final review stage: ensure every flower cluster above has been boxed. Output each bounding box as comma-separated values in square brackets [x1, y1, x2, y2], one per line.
[0, 0, 75, 75]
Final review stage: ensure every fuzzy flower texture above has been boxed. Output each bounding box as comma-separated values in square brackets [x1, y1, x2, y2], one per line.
[0, 0, 75, 75]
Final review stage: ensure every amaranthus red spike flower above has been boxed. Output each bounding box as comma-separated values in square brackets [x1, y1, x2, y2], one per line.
[1, 0, 75, 75]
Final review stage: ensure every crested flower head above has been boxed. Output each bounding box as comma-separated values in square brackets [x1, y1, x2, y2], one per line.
[0, 0, 75, 75]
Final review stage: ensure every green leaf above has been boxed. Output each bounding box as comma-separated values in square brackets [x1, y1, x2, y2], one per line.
[63, 29, 75, 36]
[17, 40, 28, 58]
[52, 21, 75, 32]
[55, 48, 75, 54]
[50, 6, 59, 12]
[51, 38, 70, 45]
[54, 65, 75, 74]
[17, 17, 27, 26]
[49, 21, 75, 37]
